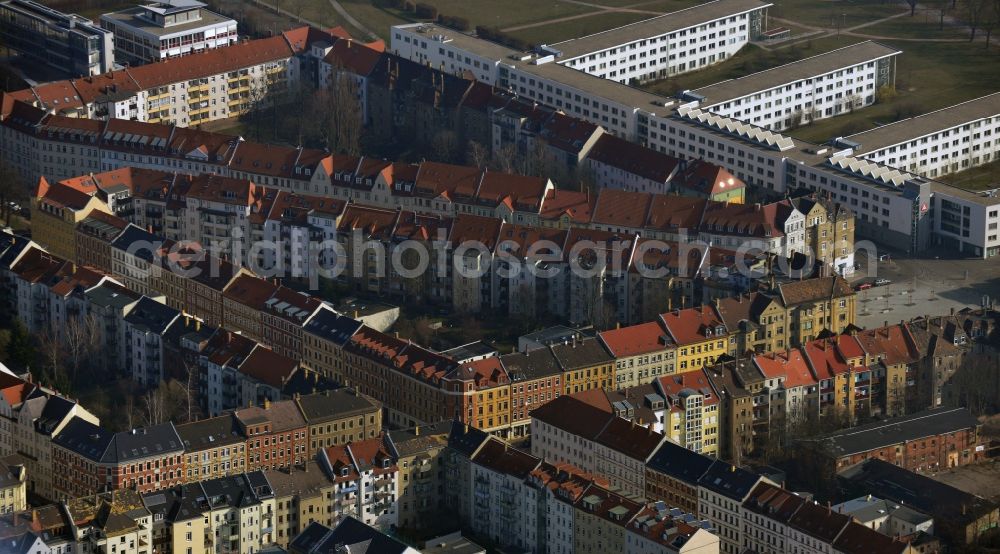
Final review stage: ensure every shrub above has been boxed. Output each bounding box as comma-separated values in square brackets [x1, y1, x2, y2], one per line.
[415, 2, 438, 19]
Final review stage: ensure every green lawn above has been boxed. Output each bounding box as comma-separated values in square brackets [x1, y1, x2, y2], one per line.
[623, 0, 712, 12]
[339, 0, 411, 39]
[790, 40, 1000, 143]
[639, 36, 863, 94]
[938, 160, 1000, 191]
[860, 10, 969, 40]
[767, 0, 907, 29]
[509, 10, 655, 45]
[418, 0, 596, 30]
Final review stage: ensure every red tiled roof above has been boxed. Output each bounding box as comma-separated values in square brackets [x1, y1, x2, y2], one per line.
[753, 349, 817, 388]
[454, 357, 508, 388]
[587, 133, 679, 183]
[657, 372, 720, 406]
[538, 188, 594, 223]
[323, 38, 384, 76]
[592, 189, 652, 229]
[659, 305, 727, 346]
[599, 321, 673, 358]
[223, 275, 279, 310]
[476, 172, 549, 213]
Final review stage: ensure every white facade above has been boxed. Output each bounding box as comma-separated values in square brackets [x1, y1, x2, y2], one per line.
[553, 1, 767, 83]
[847, 92, 1000, 179]
[692, 42, 898, 131]
[100, 1, 237, 65]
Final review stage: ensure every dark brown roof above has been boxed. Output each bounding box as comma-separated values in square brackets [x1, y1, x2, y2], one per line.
[777, 276, 853, 306]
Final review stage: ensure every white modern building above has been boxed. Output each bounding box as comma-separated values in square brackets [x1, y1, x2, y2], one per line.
[100, 0, 237, 65]
[838, 91, 1000, 179]
[545, 0, 770, 83]
[689, 41, 900, 131]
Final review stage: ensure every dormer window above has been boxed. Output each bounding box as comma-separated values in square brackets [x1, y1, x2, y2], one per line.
[340, 467, 349, 477]
[382, 459, 390, 469]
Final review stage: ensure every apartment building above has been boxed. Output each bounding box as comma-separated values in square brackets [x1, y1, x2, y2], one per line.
[385, 422, 451, 532]
[799, 407, 984, 474]
[300, 306, 363, 383]
[550, 0, 769, 82]
[661, 304, 734, 374]
[296, 388, 382, 454]
[394, 0, 769, 86]
[385, 19, 1000, 259]
[143, 472, 276, 554]
[447, 426, 721, 554]
[234, 399, 309, 471]
[121, 295, 182, 387]
[264, 462, 338, 547]
[0, 456, 26, 515]
[100, 0, 237, 65]
[318, 436, 400, 529]
[843, 92, 1000, 179]
[31, 177, 113, 262]
[0, 0, 114, 77]
[530, 395, 665, 499]
[696, 461, 766, 554]
[5, 26, 324, 125]
[653, 372, 722, 457]
[0, 385, 98, 501]
[690, 41, 899, 131]
[599, 321, 677, 389]
[175, 414, 247, 483]
[742, 481, 916, 554]
[644, 441, 715, 514]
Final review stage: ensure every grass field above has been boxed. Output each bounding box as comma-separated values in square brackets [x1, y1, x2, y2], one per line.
[790, 39, 1000, 143]
[859, 9, 969, 39]
[767, 0, 907, 28]
[640, 36, 863, 95]
[509, 11, 654, 45]
[938, 160, 1000, 191]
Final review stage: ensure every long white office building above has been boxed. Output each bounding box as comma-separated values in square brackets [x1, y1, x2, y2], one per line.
[100, 0, 237, 65]
[688, 41, 899, 131]
[543, 0, 770, 83]
[834, 92, 1000, 179]
[389, 19, 1000, 259]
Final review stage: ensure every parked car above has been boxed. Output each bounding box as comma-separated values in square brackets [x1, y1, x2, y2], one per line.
[874, 278, 892, 286]
[855, 282, 873, 291]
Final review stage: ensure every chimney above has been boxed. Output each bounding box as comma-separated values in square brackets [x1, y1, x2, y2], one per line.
[950, 307, 955, 316]
[464, 423, 469, 433]
[354, 310, 359, 319]
[414, 425, 420, 436]
[263, 398, 270, 409]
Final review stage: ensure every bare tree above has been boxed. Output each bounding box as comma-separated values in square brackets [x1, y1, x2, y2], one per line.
[984, 0, 1000, 45]
[966, 0, 989, 39]
[466, 141, 491, 168]
[180, 361, 201, 424]
[491, 143, 518, 174]
[308, 67, 363, 155]
[431, 130, 459, 163]
[64, 313, 102, 382]
[37, 330, 70, 394]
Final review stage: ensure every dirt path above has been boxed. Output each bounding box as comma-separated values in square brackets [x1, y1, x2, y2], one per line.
[325, 0, 379, 40]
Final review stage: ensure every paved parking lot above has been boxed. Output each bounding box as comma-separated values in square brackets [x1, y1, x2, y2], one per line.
[850, 253, 1000, 329]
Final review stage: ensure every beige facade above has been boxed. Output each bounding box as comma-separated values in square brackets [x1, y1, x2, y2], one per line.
[0, 455, 27, 515]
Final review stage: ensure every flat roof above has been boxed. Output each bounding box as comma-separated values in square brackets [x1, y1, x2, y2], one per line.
[551, 0, 771, 60]
[394, 23, 673, 115]
[101, 6, 234, 38]
[847, 91, 1000, 153]
[808, 407, 980, 458]
[694, 41, 899, 106]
